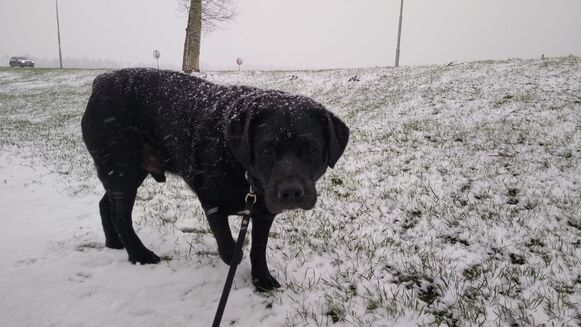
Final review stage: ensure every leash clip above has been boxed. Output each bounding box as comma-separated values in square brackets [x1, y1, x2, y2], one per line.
[244, 171, 256, 204]
[245, 192, 257, 204]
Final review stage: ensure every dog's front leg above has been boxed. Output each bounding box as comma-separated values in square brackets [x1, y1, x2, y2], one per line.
[206, 212, 241, 265]
[250, 215, 281, 291]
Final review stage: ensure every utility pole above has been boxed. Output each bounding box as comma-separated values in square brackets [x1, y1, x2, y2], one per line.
[394, 0, 404, 67]
[55, 0, 63, 69]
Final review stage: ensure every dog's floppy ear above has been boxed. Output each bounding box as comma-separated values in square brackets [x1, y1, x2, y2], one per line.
[226, 93, 261, 168]
[324, 112, 349, 168]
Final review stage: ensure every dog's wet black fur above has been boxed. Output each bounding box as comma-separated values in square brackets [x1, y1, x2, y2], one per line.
[81, 68, 349, 291]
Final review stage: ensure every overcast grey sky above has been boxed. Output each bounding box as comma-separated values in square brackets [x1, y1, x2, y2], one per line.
[0, 0, 580, 70]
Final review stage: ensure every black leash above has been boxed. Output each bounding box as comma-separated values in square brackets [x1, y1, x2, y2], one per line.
[211, 176, 257, 327]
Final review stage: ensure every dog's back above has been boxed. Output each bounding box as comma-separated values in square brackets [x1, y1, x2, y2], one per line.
[82, 68, 238, 177]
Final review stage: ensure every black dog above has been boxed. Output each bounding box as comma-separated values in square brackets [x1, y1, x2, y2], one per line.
[81, 68, 349, 291]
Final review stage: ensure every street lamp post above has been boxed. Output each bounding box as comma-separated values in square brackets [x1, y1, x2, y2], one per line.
[55, 0, 63, 69]
[395, 0, 404, 67]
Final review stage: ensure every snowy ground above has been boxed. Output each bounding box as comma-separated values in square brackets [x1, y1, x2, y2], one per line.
[0, 57, 580, 326]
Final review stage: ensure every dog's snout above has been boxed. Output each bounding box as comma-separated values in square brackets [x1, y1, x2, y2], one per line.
[277, 181, 304, 203]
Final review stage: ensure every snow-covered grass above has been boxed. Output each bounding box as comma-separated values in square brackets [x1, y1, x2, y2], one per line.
[0, 57, 580, 326]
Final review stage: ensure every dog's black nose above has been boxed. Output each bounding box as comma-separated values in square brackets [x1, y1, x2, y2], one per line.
[277, 181, 304, 203]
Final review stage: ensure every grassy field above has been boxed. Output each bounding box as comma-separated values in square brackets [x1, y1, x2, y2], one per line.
[0, 57, 580, 326]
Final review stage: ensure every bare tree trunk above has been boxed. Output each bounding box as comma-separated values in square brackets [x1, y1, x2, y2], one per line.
[183, 0, 202, 73]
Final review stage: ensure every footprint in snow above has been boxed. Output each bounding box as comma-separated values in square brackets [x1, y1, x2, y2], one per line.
[68, 271, 93, 283]
[80, 255, 114, 268]
[14, 257, 47, 267]
[75, 242, 105, 252]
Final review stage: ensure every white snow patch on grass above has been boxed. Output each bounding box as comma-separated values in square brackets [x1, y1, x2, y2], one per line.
[0, 57, 579, 326]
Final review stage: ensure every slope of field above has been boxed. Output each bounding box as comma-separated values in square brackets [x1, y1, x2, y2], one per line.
[0, 57, 579, 326]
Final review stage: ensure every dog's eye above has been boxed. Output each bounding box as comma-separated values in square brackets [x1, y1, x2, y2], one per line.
[260, 147, 276, 157]
[302, 146, 317, 155]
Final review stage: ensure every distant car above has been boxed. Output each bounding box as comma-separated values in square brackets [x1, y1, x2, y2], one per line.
[9, 57, 34, 68]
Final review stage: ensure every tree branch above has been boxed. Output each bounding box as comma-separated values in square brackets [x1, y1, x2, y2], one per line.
[177, 0, 237, 32]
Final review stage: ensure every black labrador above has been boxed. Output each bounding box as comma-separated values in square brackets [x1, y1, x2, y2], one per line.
[81, 68, 349, 291]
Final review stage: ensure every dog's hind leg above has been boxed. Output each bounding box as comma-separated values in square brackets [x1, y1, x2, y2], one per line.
[103, 168, 160, 265]
[99, 193, 123, 249]
[82, 93, 159, 264]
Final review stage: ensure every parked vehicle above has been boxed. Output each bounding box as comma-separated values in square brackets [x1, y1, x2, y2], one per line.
[9, 57, 34, 68]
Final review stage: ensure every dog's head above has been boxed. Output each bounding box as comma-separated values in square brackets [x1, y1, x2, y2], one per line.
[226, 91, 349, 214]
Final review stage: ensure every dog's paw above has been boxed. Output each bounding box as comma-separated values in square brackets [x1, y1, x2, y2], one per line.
[219, 249, 243, 266]
[128, 250, 161, 265]
[252, 271, 281, 292]
[105, 239, 124, 249]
